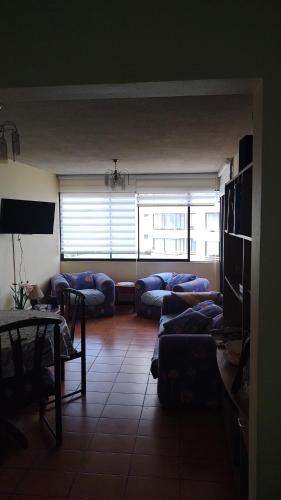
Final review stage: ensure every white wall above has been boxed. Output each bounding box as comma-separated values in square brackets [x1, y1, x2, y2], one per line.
[0, 161, 60, 309]
[61, 259, 219, 290]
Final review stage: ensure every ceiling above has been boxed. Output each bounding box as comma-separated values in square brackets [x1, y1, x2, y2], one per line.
[0, 85, 253, 175]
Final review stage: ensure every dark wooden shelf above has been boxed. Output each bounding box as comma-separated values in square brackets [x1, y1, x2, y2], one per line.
[225, 231, 252, 241]
[225, 276, 243, 303]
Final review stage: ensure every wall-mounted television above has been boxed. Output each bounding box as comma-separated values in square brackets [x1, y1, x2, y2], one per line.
[0, 198, 55, 234]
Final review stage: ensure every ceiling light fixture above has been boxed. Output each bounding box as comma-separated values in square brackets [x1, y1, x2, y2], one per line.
[104, 159, 129, 190]
[0, 120, 21, 162]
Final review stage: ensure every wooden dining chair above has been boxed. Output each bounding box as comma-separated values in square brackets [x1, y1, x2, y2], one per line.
[60, 288, 86, 398]
[0, 317, 63, 448]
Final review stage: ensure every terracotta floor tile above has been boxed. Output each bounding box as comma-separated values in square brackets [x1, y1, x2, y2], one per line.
[107, 392, 144, 406]
[1, 448, 38, 469]
[129, 453, 180, 478]
[79, 451, 131, 475]
[145, 383, 158, 395]
[89, 433, 135, 453]
[138, 418, 179, 438]
[180, 457, 233, 482]
[0, 468, 25, 494]
[32, 449, 84, 472]
[112, 382, 147, 394]
[62, 416, 99, 433]
[115, 372, 149, 383]
[62, 402, 104, 418]
[69, 473, 126, 500]
[95, 355, 125, 364]
[143, 394, 161, 406]
[122, 356, 151, 366]
[84, 381, 114, 392]
[90, 363, 121, 373]
[124, 476, 180, 500]
[86, 371, 117, 382]
[102, 404, 142, 419]
[15, 470, 75, 496]
[61, 432, 93, 450]
[180, 479, 236, 500]
[75, 391, 107, 405]
[100, 348, 128, 356]
[134, 435, 179, 456]
[119, 364, 150, 374]
[97, 418, 139, 435]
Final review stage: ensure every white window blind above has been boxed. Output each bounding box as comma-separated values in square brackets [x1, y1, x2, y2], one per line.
[60, 193, 136, 259]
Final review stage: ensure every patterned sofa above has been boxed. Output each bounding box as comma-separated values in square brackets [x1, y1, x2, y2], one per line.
[150, 292, 223, 407]
[135, 272, 209, 319]
[51, 271, 115, 317]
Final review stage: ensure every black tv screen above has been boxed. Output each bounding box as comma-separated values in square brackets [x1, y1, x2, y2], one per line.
[0, 198, 55, 234]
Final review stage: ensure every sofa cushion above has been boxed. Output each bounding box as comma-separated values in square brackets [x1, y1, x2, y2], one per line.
[141, 289, 171, 307]
[211, 313, 223, 330]
[192, 301, 223, 318]
[165, 273, 196, 291]
[63, 272, 95, 290]
[161, 308, 212, 335]
[153, 272, 176, 288]
[159, 313, 178, 335]
[71, 288, 105, 306]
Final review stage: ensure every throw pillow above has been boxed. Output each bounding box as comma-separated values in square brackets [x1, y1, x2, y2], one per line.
[162, 308, 212, 335]
[192, 301, 223, 318]
[166, 273, 196, 291]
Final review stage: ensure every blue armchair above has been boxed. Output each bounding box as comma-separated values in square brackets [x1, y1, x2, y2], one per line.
[51, 271, 115, 317]
[135, 272, 209, 319]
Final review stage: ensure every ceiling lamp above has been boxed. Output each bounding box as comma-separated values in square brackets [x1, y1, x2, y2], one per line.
[0, 120, 21, 162]
[104, 159, 129, 190]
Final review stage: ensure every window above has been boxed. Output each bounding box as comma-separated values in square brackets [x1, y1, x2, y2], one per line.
[190, 238, 197, 254]
[153, 213, 186, 230]
[205, 212, 219, 231]
[190, 213, 196, 230]
[60, 193, 136, 259]
[60, 192, 220, 262]
[205, 241, 220, 259]
[152, 238, 186, 256]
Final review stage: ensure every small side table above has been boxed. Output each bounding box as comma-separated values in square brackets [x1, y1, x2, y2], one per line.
[115, 281, 135, 310]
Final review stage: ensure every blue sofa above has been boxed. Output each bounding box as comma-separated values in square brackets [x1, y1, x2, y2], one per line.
[51, 271, 115, 317]
[151, 292, 223, 407]
[135, 272, 209, 319]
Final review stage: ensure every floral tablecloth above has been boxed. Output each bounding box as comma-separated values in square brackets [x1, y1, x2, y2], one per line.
[0, 309, 75, 378]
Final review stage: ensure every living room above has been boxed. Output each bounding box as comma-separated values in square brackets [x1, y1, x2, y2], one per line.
[0, 2, 281, 500]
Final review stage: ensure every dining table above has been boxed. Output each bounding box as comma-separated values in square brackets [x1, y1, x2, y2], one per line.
[0, 308, 76, 446]
[0, 308, 75, 379]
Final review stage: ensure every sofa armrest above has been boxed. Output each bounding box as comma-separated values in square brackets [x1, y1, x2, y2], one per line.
[157, 333, 219, 407]
[173, 277, 209, 292]
[135, 275, 164, 293]
[135, 275, 164, 313]
[94, 272, 115, 300]
[51, 274, 70, 295]
[161, 294, 188, 315]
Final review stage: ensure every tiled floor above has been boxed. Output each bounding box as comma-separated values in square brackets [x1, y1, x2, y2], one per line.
[0, 308, 235, 500]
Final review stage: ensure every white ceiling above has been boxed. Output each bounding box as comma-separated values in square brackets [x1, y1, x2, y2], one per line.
[0, 81, 253, 175]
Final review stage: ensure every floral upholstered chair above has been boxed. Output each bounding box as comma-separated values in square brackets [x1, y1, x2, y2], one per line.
[51, 271, 115, 317]
[135, 272, 209, 319]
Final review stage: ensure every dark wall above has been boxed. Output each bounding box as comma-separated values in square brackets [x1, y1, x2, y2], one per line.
[1, 1, 280, 87]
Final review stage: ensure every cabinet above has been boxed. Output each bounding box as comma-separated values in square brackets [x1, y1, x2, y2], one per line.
[219, 154, 253, 500]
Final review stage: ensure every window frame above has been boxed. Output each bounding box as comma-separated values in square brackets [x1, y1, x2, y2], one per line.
[60, 193, 218, 262]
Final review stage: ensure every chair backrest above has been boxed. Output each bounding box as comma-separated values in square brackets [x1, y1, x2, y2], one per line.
[0, 317, 61, 406]
[60, 288, 86, 343]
